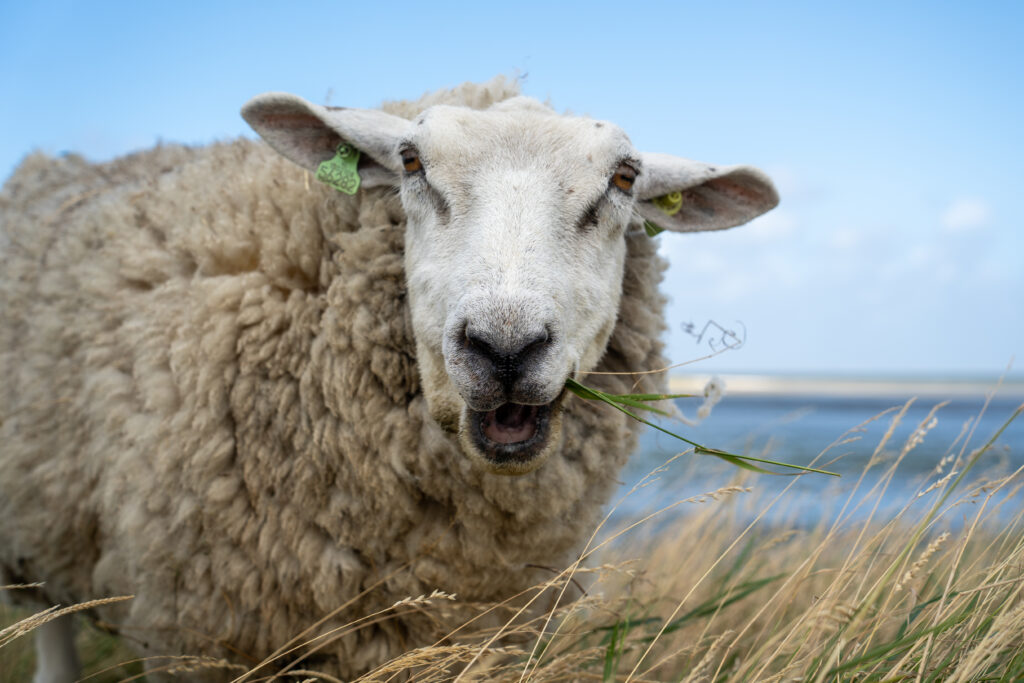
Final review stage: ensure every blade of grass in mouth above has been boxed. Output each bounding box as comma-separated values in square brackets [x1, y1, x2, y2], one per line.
[565, 377, 839, 477]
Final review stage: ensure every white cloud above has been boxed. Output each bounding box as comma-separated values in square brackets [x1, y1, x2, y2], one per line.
[941, 197, 992, 233]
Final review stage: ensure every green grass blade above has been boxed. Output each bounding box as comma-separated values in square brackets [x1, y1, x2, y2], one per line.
[603, 392, 697, 402]
[602, 617, 630, 682]
[566, 380, 606, 402]
[602, 622, 617, 682]
[661, 573, 786, 633]
[601, 395, 673, 416]
[565, 378, 839, 476]
[643, 220, 665, 236]
[824, 598, 974, 677]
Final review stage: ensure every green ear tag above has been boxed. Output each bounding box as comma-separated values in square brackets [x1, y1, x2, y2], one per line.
[652, 191, 683, 216]
[316, 143, 361, 195]
[643, 220, 665, 237]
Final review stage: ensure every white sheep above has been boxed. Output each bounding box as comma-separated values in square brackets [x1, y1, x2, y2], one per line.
[0, 77, 777, 681]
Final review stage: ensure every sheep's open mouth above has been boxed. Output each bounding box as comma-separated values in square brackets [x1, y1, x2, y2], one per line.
[481, 404, 542, 444]
[467, 396, 561, 471]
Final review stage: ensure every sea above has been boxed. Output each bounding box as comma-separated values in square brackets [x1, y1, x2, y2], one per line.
[612, 375, 1024, 528]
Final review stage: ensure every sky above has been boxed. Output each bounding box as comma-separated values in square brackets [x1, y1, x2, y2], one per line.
[1, 1, 1021, 378]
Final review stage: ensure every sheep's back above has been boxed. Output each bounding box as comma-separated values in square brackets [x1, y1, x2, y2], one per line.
[0, 139, 362, 615]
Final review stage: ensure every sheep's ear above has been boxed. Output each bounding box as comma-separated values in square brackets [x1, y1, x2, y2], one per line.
[241, 93, 409, 189]
[635, 152, 779, 233]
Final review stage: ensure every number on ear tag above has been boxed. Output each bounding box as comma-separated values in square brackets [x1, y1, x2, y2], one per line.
[316, 143, 361, 194]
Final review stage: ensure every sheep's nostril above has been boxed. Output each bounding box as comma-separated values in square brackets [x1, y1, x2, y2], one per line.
[522, 328, 550, 354]
[464, 328, 497, 359]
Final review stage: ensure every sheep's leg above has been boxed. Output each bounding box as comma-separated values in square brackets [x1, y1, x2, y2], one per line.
[33, 615, 81, 683]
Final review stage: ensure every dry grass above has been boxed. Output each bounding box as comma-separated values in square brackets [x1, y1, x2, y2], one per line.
[0, 601, 144, 682]
[2, 397, 1022, 681]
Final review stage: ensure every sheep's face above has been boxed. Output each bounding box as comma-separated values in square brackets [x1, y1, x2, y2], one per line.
[242, 90, 778, 476]
[398, 99, 636, 474]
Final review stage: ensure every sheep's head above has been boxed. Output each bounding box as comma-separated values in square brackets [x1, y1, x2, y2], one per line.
[243, 92, 778, 475]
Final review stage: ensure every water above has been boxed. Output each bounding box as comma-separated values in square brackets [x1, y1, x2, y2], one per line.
[613, 390, 1024, 527]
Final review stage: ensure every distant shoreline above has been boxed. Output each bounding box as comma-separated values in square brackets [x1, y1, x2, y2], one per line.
[667, 374, 1024, 399]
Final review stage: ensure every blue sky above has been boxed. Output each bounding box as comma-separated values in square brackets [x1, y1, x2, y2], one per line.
[2, 1, 1021, 377]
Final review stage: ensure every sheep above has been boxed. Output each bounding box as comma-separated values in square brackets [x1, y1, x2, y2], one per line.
[0, 77, 778, 681]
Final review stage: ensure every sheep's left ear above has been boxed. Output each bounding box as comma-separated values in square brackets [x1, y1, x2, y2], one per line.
[635, 152, 779, 233]
[241, 92, 409, 190]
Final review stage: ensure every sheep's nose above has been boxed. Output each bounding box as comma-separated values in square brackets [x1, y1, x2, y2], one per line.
[464, 326, 551, 391]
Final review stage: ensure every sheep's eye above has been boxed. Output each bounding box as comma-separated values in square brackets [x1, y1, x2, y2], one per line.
[610, 163, 637, 192]
[401, 149, 423, 173]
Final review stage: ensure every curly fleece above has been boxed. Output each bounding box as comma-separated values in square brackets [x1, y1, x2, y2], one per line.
[0, 78, 667, 678]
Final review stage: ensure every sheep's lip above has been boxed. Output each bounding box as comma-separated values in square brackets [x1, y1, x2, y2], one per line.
[467, 393, 564, 473]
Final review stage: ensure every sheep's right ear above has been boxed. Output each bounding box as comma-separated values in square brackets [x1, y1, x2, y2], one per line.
[241, 93, 409, 189]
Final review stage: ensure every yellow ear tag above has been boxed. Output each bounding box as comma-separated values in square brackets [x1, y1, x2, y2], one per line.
[652, 191, 683, 216]
[316, 143, 361, 195]
[644, 191, 684, 236]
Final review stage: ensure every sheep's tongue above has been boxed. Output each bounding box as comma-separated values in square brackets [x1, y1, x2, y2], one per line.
[481, 403, 538, 444]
